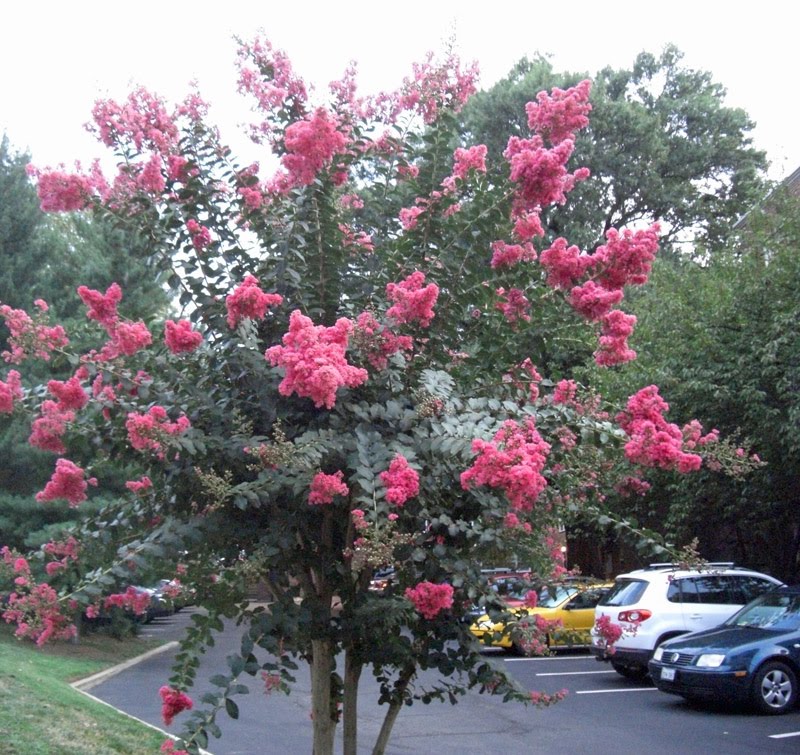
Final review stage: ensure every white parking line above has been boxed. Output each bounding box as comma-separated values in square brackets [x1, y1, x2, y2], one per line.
[504, 656, 595, 662]
[769, 732, 800, 739]
[575, 688, 659, 694]
[536, 670, 617, 677]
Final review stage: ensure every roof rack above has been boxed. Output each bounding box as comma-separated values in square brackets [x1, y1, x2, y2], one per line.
[644, 562, 736, 570]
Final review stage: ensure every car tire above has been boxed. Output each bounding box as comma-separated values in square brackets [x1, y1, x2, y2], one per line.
[611, 661, 648, 681]
[752, 661, 797, 715]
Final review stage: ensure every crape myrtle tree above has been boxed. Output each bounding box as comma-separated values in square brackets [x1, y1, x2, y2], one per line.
[0, 37, 752, 755]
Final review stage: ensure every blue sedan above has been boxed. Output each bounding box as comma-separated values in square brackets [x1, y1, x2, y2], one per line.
[648, 586, 800, 714]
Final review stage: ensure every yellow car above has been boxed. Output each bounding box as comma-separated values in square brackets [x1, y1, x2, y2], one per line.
[470, 583, 611, 654]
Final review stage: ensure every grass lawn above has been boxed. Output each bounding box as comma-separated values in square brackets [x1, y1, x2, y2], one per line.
[0, 623, 170, 754]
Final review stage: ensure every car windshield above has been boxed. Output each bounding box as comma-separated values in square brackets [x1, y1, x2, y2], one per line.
[537, 586, 578, 608]
[599, 579, 647, 607]
[726, 592, 800, 630]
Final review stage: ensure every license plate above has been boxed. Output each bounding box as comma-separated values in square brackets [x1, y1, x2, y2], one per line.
[661, 667, 676, 681]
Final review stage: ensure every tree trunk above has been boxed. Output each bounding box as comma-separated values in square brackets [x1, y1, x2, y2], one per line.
[310, 638, 336, 755]
[371, 663, 415, 755]
[342, 647, 362, 755]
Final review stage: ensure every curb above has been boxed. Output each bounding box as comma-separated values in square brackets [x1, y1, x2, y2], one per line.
[72, 640, 179, 691]
[71, 640, 213, 754]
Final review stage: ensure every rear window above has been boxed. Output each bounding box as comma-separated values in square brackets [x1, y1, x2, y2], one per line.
[599, 579, 648, 607]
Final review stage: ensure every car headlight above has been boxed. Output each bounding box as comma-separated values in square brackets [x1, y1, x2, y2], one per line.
[696, 654, 725, 668]
[653, 646, 664, 661]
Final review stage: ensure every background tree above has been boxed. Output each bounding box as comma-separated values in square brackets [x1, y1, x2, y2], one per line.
[460, 45, 767, 254]
[582, 189, 800, 581]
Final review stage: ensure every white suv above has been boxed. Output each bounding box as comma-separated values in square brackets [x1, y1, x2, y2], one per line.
[590, 563, 782, 680]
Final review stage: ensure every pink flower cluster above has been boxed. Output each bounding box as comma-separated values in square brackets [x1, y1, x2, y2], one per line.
[280, 107, 349, 189]
[385, 272, 439, 328]
[125, 475, 153, 494]
[490, 240, 537, 270]
[77, 283, 152, 359]
[126, 406, 191, 457]
[29, 400, 75, 454]
[1, 550, 76, 645]
[552, 379, 578, 406]
[236, 36, 308, 144]
[36, 458, 97, 506]
[43, 536, 80, 576]
[399, 205, 425, 231]
[34, 170, 95, 212]
[164, 319, 203, 354]
[186, 219, 212, 251]
[539, 238, 593, 290]
[594, 614, 623, 651]
[0, 300, 69, 363]
[353, 312, 413, 370]
[404, 581, 454, 620]
[451, 144, 488, 180]
[460, 418, 551, 512]
[0, 370, 23, 413]
[495, 288, 531, 324]
[226, 275, 283, 329]
[525, 79, 592, 145]
[266, 310, 368, 409]
[338, 223, 374, 253]
[47, 376, 89, 410]
[308, 470, 350, 505]
[616, 386, 703, 473]
[594, 310, 637, 366]
[105, 586, 152, 616]
[159, 685, 194, 726]
[379, 454, 420, 507]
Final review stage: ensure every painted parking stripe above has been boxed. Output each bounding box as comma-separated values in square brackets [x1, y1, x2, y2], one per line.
[536, 670, 617, 676]
[769, 732, 800, 739]
[575, 688, 659, 694]
[504, 656, 596, 662]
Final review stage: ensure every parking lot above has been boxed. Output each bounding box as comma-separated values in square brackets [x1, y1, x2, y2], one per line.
[91, 611, 800, 754]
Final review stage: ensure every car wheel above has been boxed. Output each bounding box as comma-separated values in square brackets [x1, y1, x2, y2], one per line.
[752, 661, 797, 715]
[611, 661, 648, 681]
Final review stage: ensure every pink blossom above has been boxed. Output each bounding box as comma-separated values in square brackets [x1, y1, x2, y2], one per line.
[89, 86, 179, 153]
[280, 107, 349, 188]
[525, 80, 592, 144]
[159, 686, 194, 726]
[0, 370, 23, 413]
[385, 272, 439, 328]
[2, 580, 76, 645]
[539, 238, 592, 290]
[399, 205, 425, 231]
[351, 508, 368, 531]
[105, 586, 152, 616]
[495, 288, 531, 324]
[490, 240, 537, 269]
[35, 170, 93, 212]
[512, 210, 545, 241]
[164, 319, 203, 354]
[504, 136, 589, 212]
[404, 581, 454, 619]
[126, 476, 153, 493]
[593, 224, 660, 290]
[226, 275, 283, 329]
[77, 283, 122, 332]
[594, 310, 637, 367]
[552, 379, 578, 405]
[186, 219, 212, 251]
[47, 376, 88, 411]
[353, 312, 413, 370]
[126, 406, 191, 456]
[568, 281, 623, 321]
[308, 470, 349, 505]
[452, 145, 488, 179]
[29, 400, 75, 454]
[340, 193, 364, 210]
[461, 418, 551, 511]
[137, 153, 165, 194]
[616, 386, 702, 472]
[36, 458, 96, 507]
[265, 310, 368, 409]
[379, 454, 420, 507]
[338, 223, 374, 253]
[111, 321, 152, 357]
[0, 303, 69, 363]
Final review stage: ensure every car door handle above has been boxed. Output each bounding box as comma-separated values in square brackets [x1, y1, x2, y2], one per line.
[688, 614, 703, 619]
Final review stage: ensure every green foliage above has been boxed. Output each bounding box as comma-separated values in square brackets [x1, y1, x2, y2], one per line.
[460, 46, 767, 253]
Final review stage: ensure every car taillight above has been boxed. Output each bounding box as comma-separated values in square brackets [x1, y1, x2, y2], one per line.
[617, 609, 652, 622]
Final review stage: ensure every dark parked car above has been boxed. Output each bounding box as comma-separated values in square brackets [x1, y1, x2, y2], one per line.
[648, 586, 800, 714]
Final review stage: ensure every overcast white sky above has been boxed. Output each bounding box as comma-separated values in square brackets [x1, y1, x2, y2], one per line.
[2, 1, 798, 179]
